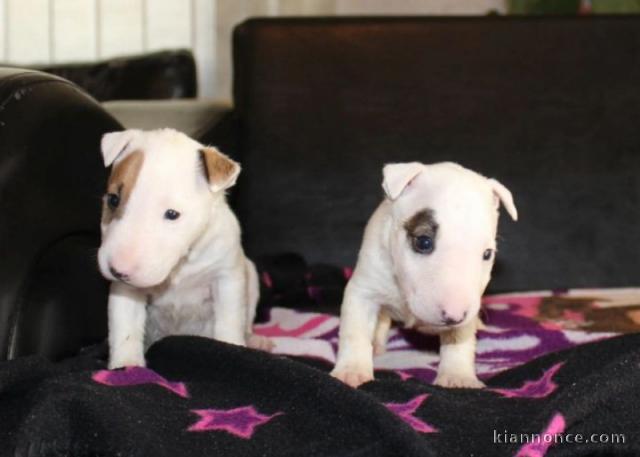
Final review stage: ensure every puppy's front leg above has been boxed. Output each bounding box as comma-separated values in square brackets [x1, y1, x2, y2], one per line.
[434, 317, 484, 389]
[331, 286, 379, 388]
[108, 282, 147, 369]
[212, 268, 247, 346]
[373, 310, 392, 356]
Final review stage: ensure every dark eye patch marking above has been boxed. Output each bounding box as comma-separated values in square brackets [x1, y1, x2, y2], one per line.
[404, 208, 438, 254]
[404, 208, 438, 238]
[102, 150, 144, 224]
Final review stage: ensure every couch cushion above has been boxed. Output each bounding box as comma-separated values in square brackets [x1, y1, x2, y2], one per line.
[103, 99, 231, 138]
[232, 16, 640, 292]
[33, 50, 197, 101]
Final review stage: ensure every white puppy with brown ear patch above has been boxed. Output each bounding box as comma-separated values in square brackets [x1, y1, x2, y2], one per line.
[331, 162, 517, 388]
[97, 128, 269, 369]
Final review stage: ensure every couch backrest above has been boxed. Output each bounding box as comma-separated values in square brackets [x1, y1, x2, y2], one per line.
[232, 16, 640, 292]
[33, 50, 197, 101]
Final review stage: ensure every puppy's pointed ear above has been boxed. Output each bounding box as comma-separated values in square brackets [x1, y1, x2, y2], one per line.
[101, 130, 141, 167]
[382, 162, 424, 200]
[199, 147, 241, 192]
[488, 178, 518, 221]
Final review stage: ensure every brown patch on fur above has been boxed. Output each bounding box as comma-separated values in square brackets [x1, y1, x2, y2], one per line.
[199, 147, 238, 189]
[102, 150, 144, 223]
[404, 208, 438, 238]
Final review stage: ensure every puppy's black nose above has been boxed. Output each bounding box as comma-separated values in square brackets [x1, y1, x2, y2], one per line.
[441, 310, 467, 326]
[109, 266, 128, 281]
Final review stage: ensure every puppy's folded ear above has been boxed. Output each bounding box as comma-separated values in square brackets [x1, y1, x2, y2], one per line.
[101, 130, 142, 167]
[382, 162, 424, 200]
[488, 178, 518, 221]
[199, 147, 241, 192]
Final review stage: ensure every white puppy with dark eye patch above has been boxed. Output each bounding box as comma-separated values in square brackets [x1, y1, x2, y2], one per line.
[97, 128, 270, 369]
[331, 162, 517, 389]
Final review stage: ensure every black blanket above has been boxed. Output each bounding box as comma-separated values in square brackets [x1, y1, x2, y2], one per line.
[1, 333, 639, 457]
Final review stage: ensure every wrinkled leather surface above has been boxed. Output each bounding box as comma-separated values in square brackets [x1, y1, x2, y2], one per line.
[0, 69, 120, 360]
[232, 16, 640, 292]
[33, 50, 197, 101]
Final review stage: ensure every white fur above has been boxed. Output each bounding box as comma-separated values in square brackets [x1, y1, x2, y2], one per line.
[98, 128, 268, 369]
[331, 162, 517, 388]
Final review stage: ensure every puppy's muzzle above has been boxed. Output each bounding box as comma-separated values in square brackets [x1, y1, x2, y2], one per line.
[440, 309, 467, 326]
[109, 265, 130, 282]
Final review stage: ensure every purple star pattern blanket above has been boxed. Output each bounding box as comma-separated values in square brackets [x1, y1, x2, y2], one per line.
[256, 288, 639, 382]
[1, 288, 639, 456]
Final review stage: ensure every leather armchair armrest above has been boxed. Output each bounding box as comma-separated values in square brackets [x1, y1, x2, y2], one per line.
[0, 68, 121, 360]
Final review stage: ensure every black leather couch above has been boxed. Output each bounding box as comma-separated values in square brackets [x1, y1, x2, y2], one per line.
[0, 69, 121, 362]
[15, 50, 197, 101]
[2, 16, 639, 363]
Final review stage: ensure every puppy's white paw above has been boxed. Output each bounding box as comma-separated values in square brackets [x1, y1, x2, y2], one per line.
[247, 334, 275, 352]
[109, 345, 145, 370]
[331, 364, 374, 388]
[434, 372, 484, 389]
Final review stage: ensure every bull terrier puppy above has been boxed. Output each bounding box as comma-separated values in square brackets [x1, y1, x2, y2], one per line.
[331, 162, 518, 388]
[97, 128, 269, 369]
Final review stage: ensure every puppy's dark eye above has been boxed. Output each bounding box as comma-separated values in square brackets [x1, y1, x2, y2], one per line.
[106, 193, 120, 210]
[164, 209, 181, 221]
[483, 249, 493, 261]
[413, 235, 434, 254]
